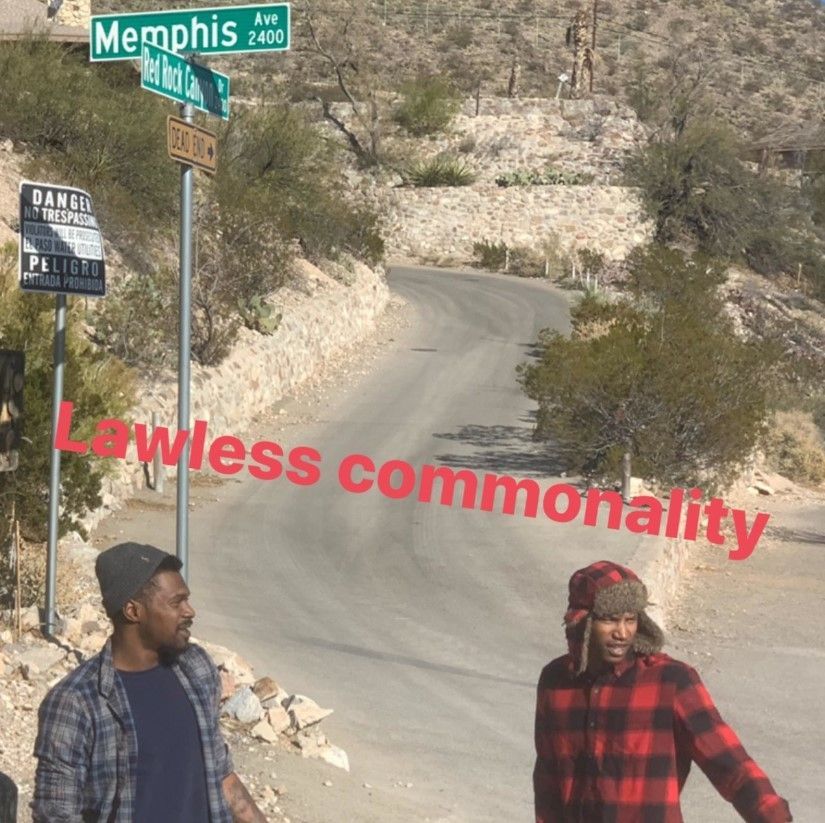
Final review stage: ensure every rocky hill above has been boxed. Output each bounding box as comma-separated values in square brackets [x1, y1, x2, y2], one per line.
[94, 0, 825, 139]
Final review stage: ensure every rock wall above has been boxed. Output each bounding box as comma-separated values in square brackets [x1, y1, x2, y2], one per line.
[82, 259, 389, 533]
[381, 184, 652, 263]
[53, 0, 89, 29]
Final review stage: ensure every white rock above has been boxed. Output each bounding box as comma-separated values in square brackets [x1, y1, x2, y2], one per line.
[251, 719, 279, 743]
[283, 694, 333, 730]
[266, 705, 291, 735]
[17, 645, 66, 679]
[222, 686, 263, 724]
[317, 744, 350, 772]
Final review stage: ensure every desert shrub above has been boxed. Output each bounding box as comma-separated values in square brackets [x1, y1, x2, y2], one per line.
[0, 534, 83, 612]
[473, 239, 508, 270]
[394, 76, 462, 136]
[445, 26, 473, 49]
[92, 106, 384, 368]
[457, 135, 477, 154]
[0, 38, 175, 248]
[405, 156, 476, 186]
[762, 411, 825, 486]
[507, 246, 545, 278]
[625, 119, 825, 294]
[91, 267, 179, 375]
[542, 232, 574, 280]
[495, 167, 593, 186]
[0, 243, 134, 542]
[519, 246, 780, 491]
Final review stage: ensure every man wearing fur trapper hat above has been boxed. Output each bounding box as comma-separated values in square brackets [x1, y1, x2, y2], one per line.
[533, 560, 792, 823]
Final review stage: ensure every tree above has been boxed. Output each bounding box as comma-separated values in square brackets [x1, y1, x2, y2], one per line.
[301, 2, 385, 167]
[625, 119, 825, 295]
[0, 244, 134, 542]
[518, 246, 778, 492]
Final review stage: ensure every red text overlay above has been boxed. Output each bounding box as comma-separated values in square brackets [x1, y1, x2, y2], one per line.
[55, 402, 769, 560]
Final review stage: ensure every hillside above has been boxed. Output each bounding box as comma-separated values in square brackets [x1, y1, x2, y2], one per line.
[93, 0, 825, 139]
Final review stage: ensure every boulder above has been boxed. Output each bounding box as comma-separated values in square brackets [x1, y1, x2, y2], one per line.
[17, 644, 66, 679]
[317, 744, 350, 773]
[203, 642, 255, 685]
[266, 705, 291, 735]
[251, 718, 279, 743]
[252, 676, 281, 703]
[219, 670, 236, 701]
[749, 480, 775, 496]
[283, 694, 333, 730]
[222, 686, 263, 724]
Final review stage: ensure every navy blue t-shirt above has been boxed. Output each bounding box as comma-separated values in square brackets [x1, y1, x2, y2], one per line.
[118, 664, 210, 822]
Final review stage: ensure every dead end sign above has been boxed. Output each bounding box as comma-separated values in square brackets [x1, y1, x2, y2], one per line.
[18, 181, 106, 297]
[167, 116, 218, 174]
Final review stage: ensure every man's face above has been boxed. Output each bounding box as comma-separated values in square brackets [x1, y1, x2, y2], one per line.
[135, 570, 196, 655]
[589, 612, 638, 667]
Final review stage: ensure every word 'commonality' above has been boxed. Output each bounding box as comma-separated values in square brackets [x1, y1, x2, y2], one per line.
[55, 402, 769, 561]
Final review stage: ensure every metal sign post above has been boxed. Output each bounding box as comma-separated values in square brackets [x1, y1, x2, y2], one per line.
[18, 181, 105, 636]
[45, 294, 67, 635]
[176, 100, 195, 578]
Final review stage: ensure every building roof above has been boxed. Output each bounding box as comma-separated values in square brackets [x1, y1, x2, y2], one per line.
[0, 0, 88, 44]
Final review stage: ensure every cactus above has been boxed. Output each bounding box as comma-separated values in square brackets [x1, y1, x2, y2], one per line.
[238, 295, 282, 335]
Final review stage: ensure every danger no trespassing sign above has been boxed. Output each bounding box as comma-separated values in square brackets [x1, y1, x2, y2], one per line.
[18, 181, 106, 297]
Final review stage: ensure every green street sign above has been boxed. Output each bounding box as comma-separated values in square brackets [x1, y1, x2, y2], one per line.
[141, 42, 230, 120]
[90, 3, 290, 62]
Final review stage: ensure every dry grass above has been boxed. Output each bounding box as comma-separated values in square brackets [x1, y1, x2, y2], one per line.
[763, 410, 825, 486]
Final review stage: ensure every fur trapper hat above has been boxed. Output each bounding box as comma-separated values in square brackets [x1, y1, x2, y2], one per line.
[563, 560, 665, 674]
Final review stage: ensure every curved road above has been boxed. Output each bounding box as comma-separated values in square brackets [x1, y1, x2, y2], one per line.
[125, 266, 645, 821]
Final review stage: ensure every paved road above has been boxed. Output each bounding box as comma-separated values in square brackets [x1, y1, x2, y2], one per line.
[669, 496, 825, 822]
[118, 266, 647, 821]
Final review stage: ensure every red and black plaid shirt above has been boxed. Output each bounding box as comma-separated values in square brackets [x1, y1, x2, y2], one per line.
[534, 652, 792, 823]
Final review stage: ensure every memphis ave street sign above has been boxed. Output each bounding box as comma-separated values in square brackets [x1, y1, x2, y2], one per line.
[90, 3, 290, 61]
[19, 182, 106, 297]
[142, 43, 230, 119]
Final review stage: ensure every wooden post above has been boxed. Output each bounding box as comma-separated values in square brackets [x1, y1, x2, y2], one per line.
[151, 412, 165, 494]
[621, 452, 632, 503]
[15, 520, 21, 641]
[475, 81, 481, 116]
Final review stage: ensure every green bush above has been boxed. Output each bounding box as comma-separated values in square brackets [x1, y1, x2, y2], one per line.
[90, 106, 385, 369]
[518, 245, 779, 491]
[625, 119, 825, 296]
[507, 246, 545, 277]
[90, 266, 178, 375]
[405, 156, 476, 187]
[0, 243, 134, 542]
[495, 167, 594, 187]
[0, 38, 176, 249]
[394, 76, 462, 136]
[473, 239, 508, 270]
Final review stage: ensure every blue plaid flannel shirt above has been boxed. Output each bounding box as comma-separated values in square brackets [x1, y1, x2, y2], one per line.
[32, 639, 234, 822]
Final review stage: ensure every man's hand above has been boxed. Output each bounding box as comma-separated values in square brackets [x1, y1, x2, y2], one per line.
[222, 772, 268, 823]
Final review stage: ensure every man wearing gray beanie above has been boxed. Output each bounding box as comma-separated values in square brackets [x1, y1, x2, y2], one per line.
[32, 542, 267, 822]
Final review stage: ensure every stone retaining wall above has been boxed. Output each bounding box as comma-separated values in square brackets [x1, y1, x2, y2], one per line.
[81, 259, 389, 533]
[382, 184, 652, 263]
[54, 0, 89, 29]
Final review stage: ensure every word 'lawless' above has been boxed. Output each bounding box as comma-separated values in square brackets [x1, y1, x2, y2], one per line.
[55, 403, 770, 561]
